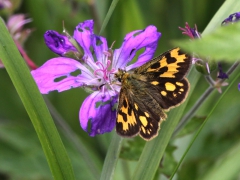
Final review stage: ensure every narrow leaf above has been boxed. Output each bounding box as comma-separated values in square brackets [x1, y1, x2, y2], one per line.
[0, 18, 75, 179]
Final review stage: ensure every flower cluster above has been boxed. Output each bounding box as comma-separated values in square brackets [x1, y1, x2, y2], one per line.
[0, 13, 37, 69]
[179, 22, 201, 39]
[179, 22, 213, 75]
[31, 20, 161, 136]
[179, 22, 229, 93]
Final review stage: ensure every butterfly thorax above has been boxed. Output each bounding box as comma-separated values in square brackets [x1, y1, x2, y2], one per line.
[115, 68, 147, 84]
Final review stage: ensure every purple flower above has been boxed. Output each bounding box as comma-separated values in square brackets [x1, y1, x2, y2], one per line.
[44, 30, 78, 56]
[217, 63, 228, 79]
[0, 0, 11, 10]
[31, 20, 161, 136]
[0, 14, 37, 69]
[222, 12, 240, 25]
[7, 14, 33, 44]
[179, 22, 201, 39]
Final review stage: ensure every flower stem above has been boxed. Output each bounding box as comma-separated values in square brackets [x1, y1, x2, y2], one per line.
[205, 75, 215, 87]
[100, 133, 123, 180]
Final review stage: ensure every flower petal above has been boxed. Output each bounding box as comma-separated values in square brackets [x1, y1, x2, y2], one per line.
[73, 20, 93, 58]
[92, 35, 108, 65]
[112, 25, 161, 70]
[31, 57, 93, 93]
[222, 12, 240, 25]
[44, 30, 77, 56]
[80, 91, 118, 136]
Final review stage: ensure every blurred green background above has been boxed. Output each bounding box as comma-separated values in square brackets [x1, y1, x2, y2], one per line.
[1, 0, 240, 180]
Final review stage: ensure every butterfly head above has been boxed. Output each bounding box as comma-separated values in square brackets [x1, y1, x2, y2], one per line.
[114, 68, 127, 83]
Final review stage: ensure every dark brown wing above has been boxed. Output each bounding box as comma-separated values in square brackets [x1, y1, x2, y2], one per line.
[134, 47, 191, 81]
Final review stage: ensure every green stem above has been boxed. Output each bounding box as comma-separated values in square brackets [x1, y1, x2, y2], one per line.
[44, 96, 101, 179]
[100, 133, 123, 180]
[205, 75, 215, 87]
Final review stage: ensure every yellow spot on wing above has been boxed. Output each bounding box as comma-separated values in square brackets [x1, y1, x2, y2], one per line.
[117, 114, 127, 130]
[160, 72, 175, 78]
[141, 126, 146, 134]
[165, 82, 176, 91]
[180, 88, 184, 92]
[159, 57, 167, 67]
[139, 116, 148, 127]
[161, 91, 167, 96]
[151, 81, 159, 85]
[144, 112, 150, 117]
[171, 48, 187, 63]
[134, 103, 139, 110]
[117, 99, 137, 131]
[176, 82, 184, 86]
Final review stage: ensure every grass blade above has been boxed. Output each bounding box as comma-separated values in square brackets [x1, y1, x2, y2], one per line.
[0, 18, 75, 180]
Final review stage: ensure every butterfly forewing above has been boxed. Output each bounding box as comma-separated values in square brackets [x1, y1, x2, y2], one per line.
[135, 47, 191, 80]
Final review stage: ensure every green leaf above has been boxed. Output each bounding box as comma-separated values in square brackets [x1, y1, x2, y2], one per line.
[0, 18, 75, 179]
[0, 123, 52, 180]
[0, 121, 99, 180]
[174, 22, 240, 61]
[200, 142, 240, 180]
[120, 137, 146, 161]
[159, 145, 178, 177]
[100, 133, 123, 180]
[176, 116, 206, 138]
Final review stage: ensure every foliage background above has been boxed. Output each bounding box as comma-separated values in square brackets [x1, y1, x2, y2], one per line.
[1, 0, 240, 180]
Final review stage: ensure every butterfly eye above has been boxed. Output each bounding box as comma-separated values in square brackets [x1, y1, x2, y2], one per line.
[118, 78, 122, 82]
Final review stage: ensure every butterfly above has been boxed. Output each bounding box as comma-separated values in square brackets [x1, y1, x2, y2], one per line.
[114, 47, 191, 140]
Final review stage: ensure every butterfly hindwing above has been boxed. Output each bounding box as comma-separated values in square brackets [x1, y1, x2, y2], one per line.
[147, 78, 190, 110]
[116, 77, 167, 140]
[116, 88, 139, 137]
